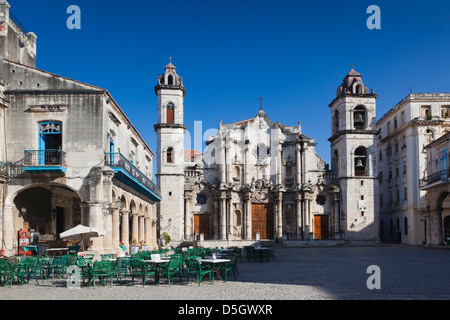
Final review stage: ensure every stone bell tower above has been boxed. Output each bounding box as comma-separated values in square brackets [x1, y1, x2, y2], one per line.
[328, 68, 379, 242]
[154, 61, 187, 246]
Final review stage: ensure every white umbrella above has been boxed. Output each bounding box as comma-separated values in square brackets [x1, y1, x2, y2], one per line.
[60, 225, 106, 252]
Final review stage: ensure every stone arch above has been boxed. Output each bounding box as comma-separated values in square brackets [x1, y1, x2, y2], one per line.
[6, 183, 83, 249]
[352, 105, 367, 129]
[436, 191, 450, 245]
[354, 146, 368, 177]
[333, 109, 339, 133]
[166, 146, 174, 164]
[129, 199, 137, 214]
[138, 202, 144, 217]
[119, 194, 128, 212]
[145, 204, 150, 219]
[111, 187, 120, 208]
[353, 81, 364, 94]
[167, 74, 174, 85]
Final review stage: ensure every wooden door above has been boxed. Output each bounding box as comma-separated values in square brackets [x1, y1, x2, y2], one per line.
[252, 203, 274, 240]
[194, 214, 210, 240]
[314, 215, 329, 239]
[167, 104, 174, 124]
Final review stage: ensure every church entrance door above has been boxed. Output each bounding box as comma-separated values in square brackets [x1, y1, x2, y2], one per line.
[194, 214, 210, 240]
[252, 203, 274, 240]
[314, 215, 329, 239]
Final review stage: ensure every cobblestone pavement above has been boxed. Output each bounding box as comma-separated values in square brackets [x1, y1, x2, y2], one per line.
[0, 245, 448, 301]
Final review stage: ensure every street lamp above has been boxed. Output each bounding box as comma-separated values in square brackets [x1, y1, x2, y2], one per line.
[19, 207, 26, 217]
[116, 198, 122, 210]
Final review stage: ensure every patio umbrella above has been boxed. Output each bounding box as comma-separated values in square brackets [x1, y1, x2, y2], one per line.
[60, 225, 106, 253]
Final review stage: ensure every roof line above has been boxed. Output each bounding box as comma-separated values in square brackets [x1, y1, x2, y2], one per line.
[4, 59, 155, 158]
[5, 59, 107, 91]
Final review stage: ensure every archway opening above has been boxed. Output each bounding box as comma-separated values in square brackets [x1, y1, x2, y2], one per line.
[440, 192, 450, 244]
[14, 185, 81, 246]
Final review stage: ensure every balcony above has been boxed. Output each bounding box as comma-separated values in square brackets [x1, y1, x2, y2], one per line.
[419, 170, 449, 190]
[105, 153, 161, 202]
[0, 162, 9, 178]
[21, 150, 67, 173]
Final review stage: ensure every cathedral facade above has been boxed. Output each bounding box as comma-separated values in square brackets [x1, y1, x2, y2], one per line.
[155, 63, 380, 247]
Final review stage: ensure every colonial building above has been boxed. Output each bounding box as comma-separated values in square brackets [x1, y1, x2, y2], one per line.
[0, 1, 161, 257]
[154, 64, 380, 247]
[420, 131, 450, 246]
[377, 93, 450, 245]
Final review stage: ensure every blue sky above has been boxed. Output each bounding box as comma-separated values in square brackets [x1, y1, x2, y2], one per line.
[8, 0, 450, 164]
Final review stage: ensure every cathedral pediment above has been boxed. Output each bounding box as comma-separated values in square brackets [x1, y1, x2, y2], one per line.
[249, 178, 274, 191]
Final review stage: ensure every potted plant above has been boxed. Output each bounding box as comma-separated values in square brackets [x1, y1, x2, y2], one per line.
[140, 240, 148, 251]
[162, 232, 171, 247]
[131, 239, 139, 253]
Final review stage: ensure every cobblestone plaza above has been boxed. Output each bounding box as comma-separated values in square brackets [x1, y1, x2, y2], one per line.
[0, 245, 448, 301]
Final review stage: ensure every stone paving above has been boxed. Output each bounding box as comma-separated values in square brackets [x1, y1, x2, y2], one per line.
[0, 245, 449, 301]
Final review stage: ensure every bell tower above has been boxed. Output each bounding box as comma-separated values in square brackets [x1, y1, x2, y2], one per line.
[329, 68, 379, 242]
[154, 61, 187, 245]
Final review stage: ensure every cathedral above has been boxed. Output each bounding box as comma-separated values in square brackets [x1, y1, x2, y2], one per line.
[154, 63, 380, 247]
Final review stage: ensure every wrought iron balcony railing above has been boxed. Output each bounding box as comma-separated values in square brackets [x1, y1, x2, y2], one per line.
[8, 150, 67, 177]
[105, 153, 161, 197]
[419, 169, 450, 188]
[23, 150, 67, 167]
[0, 161, 9, 177]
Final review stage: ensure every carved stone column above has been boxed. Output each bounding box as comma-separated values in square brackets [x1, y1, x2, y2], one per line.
[112, 207, 120, 249]
[184, 192, 192, 241]
[296, 145, 301, 187]
[145, 217, 151, 246]
[220, 193, 227, 240]
[331, 190, 341, 240]
[244, 146, 250, 185]
[244, 192, 252, 240]
[139, 215, 145, 243]
[227, 191, 233, 240]
[121, 211, 129, 247]
[303, 192, 314, 240]
[220, 141, 226, 185]
[225, 142, 232, 185]
[131, 213, 139, 244]
[88, 202, 103, 251]
[277, 142, 283, 185]
[296, 192, 302, 239]
[276, 191, 283, 239]
[103, 206, 113, 250]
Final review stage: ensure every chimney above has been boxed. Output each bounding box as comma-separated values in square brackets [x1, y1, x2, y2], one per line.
[27, 32, 37, 67]
[0, 0, 10, 23]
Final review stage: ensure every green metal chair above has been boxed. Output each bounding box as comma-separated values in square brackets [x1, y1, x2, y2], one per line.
[9, 262, 25, 286]
[232, 247, 242, 262]
[76, 258, 93, 286]
[118, 256, 131, 278]
[22, 257, 39, 284]
[130, 259, 155, 287]
[0, 260, 13, 287]
[112, 257, 126, 283]
[39, 257, 53, 280]
[220, 255, 237, 282]
[91, 260, 114, 287]
[158, 257, 183, 286]
[185, 257, 212, 287]
[244, 246, 257, 262]
[100, 254, 113, 261]
[32, 258, 51, 285]
[51, 257, 69, 280]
